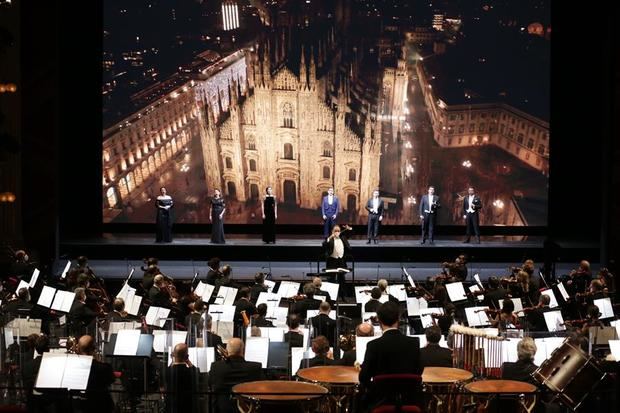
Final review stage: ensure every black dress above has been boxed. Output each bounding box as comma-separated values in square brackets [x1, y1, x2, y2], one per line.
[211, 197, 226, 244]
[156, 196, 173, 242]
[262, 196, 276, 243]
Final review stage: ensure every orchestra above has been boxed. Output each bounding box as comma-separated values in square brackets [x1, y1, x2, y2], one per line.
[1, 250, 617, 413]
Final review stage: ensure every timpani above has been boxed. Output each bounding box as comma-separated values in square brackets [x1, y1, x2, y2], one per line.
[297, 366, 360, 413]
[422, 367, 474, 413]
[232, 380, 328, 413]
[464, 379, 538, 413]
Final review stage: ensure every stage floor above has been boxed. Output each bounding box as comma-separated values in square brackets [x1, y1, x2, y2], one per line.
[59, 234, 599, 264]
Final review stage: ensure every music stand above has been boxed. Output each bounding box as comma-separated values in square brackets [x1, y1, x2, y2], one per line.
[104, 333, 154, 397]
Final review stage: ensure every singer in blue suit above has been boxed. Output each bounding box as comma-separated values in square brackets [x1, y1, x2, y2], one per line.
[321, 188, 340, 238]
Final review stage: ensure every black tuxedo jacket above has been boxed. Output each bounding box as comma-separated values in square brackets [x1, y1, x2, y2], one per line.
[365, 198, 384, 216]
[419, 194, 440, 216]
[420, 344, 453, 369]
[311, 313, 337, 346]
[463, 195, 482, 214]
[209, 357, 263, 413]
[323, 235, 352, 256]
[501, 359, 538, 385]
[359, 329, 421, 387]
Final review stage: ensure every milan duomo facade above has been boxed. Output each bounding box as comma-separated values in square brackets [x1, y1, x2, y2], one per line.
[200, 44, 383, 215]
[102, 38, 407, 219]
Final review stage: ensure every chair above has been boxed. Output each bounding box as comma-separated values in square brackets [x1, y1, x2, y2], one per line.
[371, 374, 423, 411]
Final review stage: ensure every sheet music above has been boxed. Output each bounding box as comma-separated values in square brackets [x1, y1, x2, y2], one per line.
[195, 282, 215, 302]
[356, 336, 379, 364]
[307, 310, 336, 320]
[594, 298, 615, 319]
[534, 337, 565, 366]
[510, 298, 524, 313]
[7, 319, 41, 336]
[541, 289, 559, 308]
[246, 327, 285, 342]
[51, 291, 75, 313]
[388, 284, 407, 302]
[276, 281, 301, 299]
[29, 269, 40, 288]
[109, 322, 141, 335]
[62, 355, 93, 390]
[128, 295, 143, 316]
[116, 282, 130, 301]
[245, 337, 269, 368]
[256, 292, 281, 310]
[16, 280, 30, 294]
[35, 353, 66, 388]
[474, 273, 483, 287]
[60, 260, 71, 279]
[213, 286, 238, 306]
[320, 281, 340, 301]
[501, 339, 519, 363]
[611, 319, 620, 339]
[268, 306, 290, 327]
[406, 334, 448, 348]
[291, 347, 309, 375]
[355, 286, 384, 305]
[419, 308, 444, 328]
[264, 280, 276, 293]
[145, 306, 171, 327]
[446, 282, 468, 302]
[208, 305, 235, 322]
[403, 268, 416, 288]
[4, 328, 14, 349]
[464, 306, 491, 327]
[406, 297, 428, 316]
[557, 283, 570, 301]
[153, 330, 187, 353]
[38, 286, 56, 308]
[543, 310, 565, 332]
[114, 329, 141, 356]
[608, 340, 620, 361]
[468, 285, 484, 302]
[188, 347, 214, 372]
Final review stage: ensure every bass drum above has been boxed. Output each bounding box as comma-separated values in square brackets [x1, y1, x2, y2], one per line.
[532, 338, 606, 410]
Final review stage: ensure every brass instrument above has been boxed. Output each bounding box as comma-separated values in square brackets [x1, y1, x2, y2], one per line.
[240, 310, 250, 328]
[339, 334, 356, 352]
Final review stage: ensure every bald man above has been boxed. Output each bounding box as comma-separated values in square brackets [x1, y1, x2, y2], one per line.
[209, 338, 263, 413]
[338, 323, 375, 366]
[165, 343, 199, 413]
[148, 274, 172, 308]
[76, 335, 115, 412]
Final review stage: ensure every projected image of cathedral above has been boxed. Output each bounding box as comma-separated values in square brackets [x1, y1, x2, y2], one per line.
[102, 0, 549, 227]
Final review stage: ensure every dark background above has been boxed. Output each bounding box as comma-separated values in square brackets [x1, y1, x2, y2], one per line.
[16, 1, 619, 265]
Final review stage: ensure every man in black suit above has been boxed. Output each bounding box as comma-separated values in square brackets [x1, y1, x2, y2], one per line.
[419, 186, 440, 244]
[526, 294, 551, 332]
[359, 301, 421, 405]
[3, 287, 34, 320]
[107, 298, 128, 323]
[365, 189, 384, 244]
[250, 272, 269, 303]
[298, 335, 338, 372]
[284, 315, 304, 347]
[233, 287, 256, 336]
[77, 335, 116, 412]
[164, 342, 199, 413]
[311, 301, 336, 347]
[484, 277, 508, 310]
[364, 287, 383, 312]
[209, 338, 263, 413]
[68, 287, 98, 336]
[253, 303, 275, 327]
[148, 274, 173, 308]
[420, 326, 452, 368]
[202, 314, 224, 357]
[501, 337, 538, 384]
[462, 186, 482, 243]
[312, 277, 332, 302]
[293, 283, 321, 320]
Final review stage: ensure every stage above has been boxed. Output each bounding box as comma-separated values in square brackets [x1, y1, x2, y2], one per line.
[59, 233, 599, 265]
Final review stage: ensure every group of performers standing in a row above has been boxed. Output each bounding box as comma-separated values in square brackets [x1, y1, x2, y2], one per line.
[155, 185, 483, 245]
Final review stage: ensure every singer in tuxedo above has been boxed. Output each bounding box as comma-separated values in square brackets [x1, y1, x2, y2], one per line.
[419, 186, 440, 244]
[321, 188, 340, 238]
[462, 186, 482, 243]
[365, 190, 384, 244]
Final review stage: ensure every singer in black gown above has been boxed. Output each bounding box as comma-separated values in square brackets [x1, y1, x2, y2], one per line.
[155, 187, 173, 243]
[261, 186, 277, 244]
[210, 189, 226, 244]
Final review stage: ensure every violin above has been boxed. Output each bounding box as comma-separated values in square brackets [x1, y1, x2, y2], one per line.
[288, 294, 307, 301]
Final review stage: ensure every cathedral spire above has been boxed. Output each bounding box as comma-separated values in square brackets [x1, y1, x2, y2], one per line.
[263, 39, 271, 85]
[299, 44, 307, 90]
[308, 46, 316, 90]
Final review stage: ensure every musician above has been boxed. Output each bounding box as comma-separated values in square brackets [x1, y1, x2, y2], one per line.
[419, 186, 440, 244]
[364, 287, 383, 312]
[233, 287, 256, 335]
[596, 267, 614, 292]
[420, 326, 452, 369]
[377, 279, 399, 303]
[359, 302, 421, 400]
[293, 283, 321, 320]
[525, 294, 552, 332]
[68, 287, 98, 336]
[484, 277, 508, 310]
[311, 301, 337, 347]
[578, 304, 605, 337]
[155, 187, 174, 243]
[3, 287, 33, 319]
[442, 254, 468, 281]
[323, 224, 352, 270]
[514, 270, 539, 307]
[365, 189, 384, 244]
[164, 343, 199, 413]
[250, 326, 262, 337]
[142, 265, 159, 293]
[321, 187, 340, 238]
[338, 323, 374, 366]
[215, 265, 233, 290]
[462, 186, 481, 243]
[522, 259, 541, 291]
[250, 272, 269, 303]
[312, 277, 332, 302]
[206, 257, 222, 285]
[298, 336, 338, 371]
[253, 303, 274, 327]
[185, 298, 205, 336]
[500, 337, 538, 385]
[567, 260, 592, 295]
[587, 279, 607, 300]
[489, 298, 520, 331]
[284, 315, 304, 347]
[209, 338, 263, 413]
[9, 249, 35, 279]
[210, 188, 226, 244]
[76, 335, 115, 412]
[149, 274, 174, 308]
[107, 298, 128, 323]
